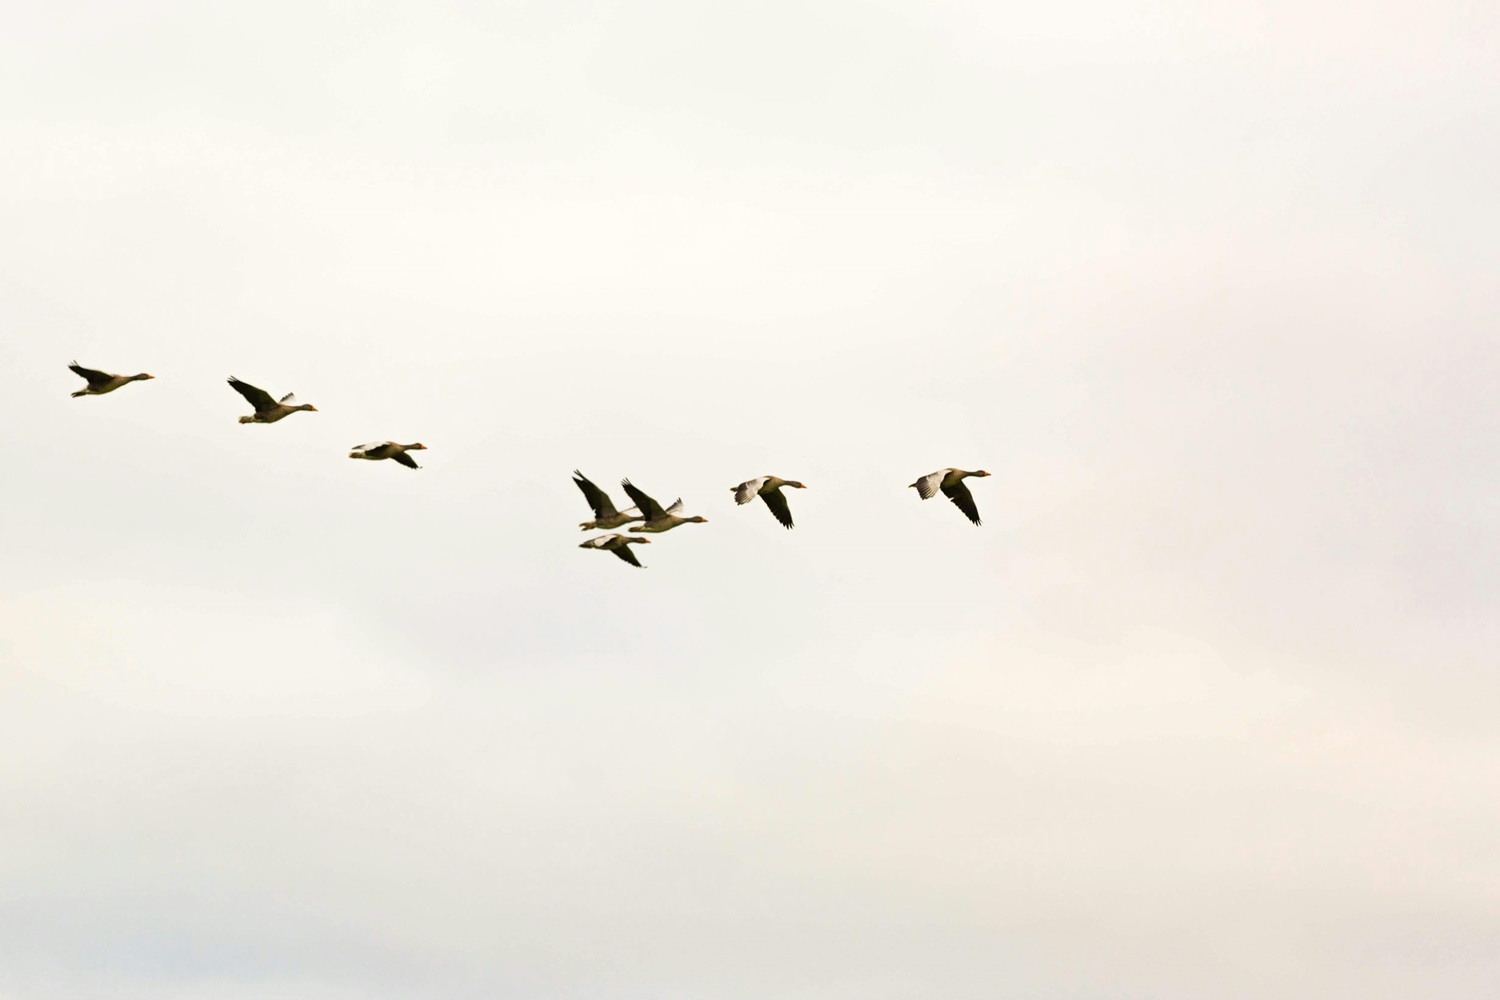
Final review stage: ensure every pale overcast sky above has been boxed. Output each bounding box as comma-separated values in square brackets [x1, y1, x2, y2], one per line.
[1, 2, 1497, 998]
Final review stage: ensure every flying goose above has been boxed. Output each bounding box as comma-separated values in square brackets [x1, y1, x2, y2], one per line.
[69, 362, 153, 397]
[228, 377, 318, 424]
[579, 533, 651, 567]
[621, 480, 708, 533]
[573, 470, 644, 531]
[731, 476, 807, 529]
[349, 442, 427, 469]
[909, 468, 991, 525]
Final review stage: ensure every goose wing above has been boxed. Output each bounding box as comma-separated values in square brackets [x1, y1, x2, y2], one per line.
[228, 377, 278, 413]
[760, 488, 795, 529]
[390, 448, 420, 469]
[620, 480, 667, 521]
[663, 498, 685, 517]
[911, 469, 948, 499]
[733, 477, 767, 505]
[279, 392, 298, 404]
[573, 471, 619, 518]
[611, 545, 643, 568]
[941, 479, 982, 525]
[69, 362, 113, 387]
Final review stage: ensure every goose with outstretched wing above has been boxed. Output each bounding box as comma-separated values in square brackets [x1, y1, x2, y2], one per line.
[69, 361, 153, 397]
[732, 475, 807, 529]
[228, 377, 318, 424]
[579, 533, 651, 567]
[621, 480, 708, 534]
[909, 468, 991, 525]
[350, 441, 427, 469]
[573, 471, 643, 531]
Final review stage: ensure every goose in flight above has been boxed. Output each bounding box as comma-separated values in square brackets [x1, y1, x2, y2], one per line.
[731, 475, 807, 529]
[579, 533, 651, 567]
[349, 441, 427, 469]
[573, 470, 644, 531]
[621, 480, 708, 534]
[228, 377, 318, 424]
[69, 362, 153, 397]
[909, 468, 991, 525]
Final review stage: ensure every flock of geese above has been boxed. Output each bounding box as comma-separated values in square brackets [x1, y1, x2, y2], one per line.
[68, 360, 994, 568]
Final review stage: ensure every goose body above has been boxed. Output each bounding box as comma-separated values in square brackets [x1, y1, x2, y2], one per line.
[909, 468, 991, 525]
[732, 475, 807, 529]
[350, 441, 427, 469]
[579, 533, 651, 567]
[573, 470, 643, 531]
[621, 480, 708, 534]
[69, 362, 153, 397]
[229, 377, 318, 424]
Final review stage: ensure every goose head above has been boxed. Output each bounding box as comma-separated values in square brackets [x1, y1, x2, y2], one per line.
[131, 373, 155, 381]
